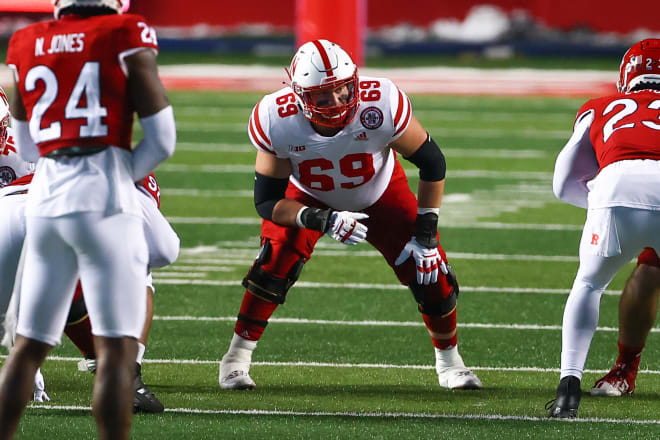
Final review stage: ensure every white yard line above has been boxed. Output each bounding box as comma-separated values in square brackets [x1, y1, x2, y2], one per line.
[24, 404, 660, 425]
[166, 216, 582, 230]
[163, 188, 254, 197]
[175, 105, 570, 122]
[175, 245, 580, 262]
[151, 316, 660, 334]
[158, 163, 553, 179]
[155, 64, 616, 98]
[173, 141, 553, 158]
[152, 278, 622, 296]
[20, 356, 660, 376]
[173, 120, 571, 139]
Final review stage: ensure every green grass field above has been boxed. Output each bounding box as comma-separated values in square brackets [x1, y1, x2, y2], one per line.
[4, 90, 660, 439]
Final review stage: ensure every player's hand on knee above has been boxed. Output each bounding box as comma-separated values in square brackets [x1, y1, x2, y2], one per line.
[326, 211, 369, 245]
[395, 237, 448, 285]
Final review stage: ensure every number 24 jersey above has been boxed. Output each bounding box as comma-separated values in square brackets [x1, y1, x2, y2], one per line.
[248, 76, 413, 211]
[6, 13, 159, 156]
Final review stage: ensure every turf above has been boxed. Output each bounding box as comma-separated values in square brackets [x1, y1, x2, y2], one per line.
[3, 89, 658, 439]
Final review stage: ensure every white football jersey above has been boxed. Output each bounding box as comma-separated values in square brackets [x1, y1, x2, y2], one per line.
[248, 76, 412, 211]
[0, 128, 35, 188]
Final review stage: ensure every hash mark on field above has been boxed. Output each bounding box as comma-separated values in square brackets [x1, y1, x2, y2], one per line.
[25, 404, 660, 425]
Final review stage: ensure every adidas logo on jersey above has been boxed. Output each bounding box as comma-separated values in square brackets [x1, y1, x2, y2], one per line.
[355, 132, 368, 141]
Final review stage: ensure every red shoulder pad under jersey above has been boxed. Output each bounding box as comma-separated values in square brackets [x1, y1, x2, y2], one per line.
[6, 14, 159, 156]
[577, 89, 660, 170]
[247, 98, 277, 156]
[386, 81, 413, 141]
[140, 173, 161, 208]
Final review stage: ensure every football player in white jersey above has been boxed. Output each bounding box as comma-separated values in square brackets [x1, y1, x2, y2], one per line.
[219, 39, 482, 391]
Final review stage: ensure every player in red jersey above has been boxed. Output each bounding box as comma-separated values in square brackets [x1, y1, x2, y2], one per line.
[0, 1, 175, 437]
[549, 39, 660, 418]
[219, 40, 482, 392]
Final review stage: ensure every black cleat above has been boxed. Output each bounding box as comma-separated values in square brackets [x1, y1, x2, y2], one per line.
[133, 363, 164, 414]
[546, 375, 582, 418]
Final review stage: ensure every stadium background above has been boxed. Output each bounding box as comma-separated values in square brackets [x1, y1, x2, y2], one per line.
[0, 1, 659, 438]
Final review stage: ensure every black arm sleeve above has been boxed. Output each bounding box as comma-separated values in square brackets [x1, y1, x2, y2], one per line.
[254, 172, 290, 220]
[403, 134, 446, 182]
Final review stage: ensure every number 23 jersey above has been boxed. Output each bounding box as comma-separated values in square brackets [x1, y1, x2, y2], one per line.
[248, 76, 412, 211]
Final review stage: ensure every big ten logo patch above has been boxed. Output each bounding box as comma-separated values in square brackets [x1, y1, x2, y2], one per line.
[591, 234, 599, 245]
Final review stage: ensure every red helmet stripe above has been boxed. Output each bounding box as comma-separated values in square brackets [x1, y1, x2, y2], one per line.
[312, 40, 334, 77]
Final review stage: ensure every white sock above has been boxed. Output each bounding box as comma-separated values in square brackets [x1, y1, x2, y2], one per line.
[222, 333, 257, 366]
[559, 280, 603, 381]
[136, 342, 146, 365]
[434, 345, 465, 369]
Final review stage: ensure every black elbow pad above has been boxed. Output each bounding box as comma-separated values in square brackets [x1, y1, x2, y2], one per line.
[404, 135, 446, 181]
[254, 172, 289, 220]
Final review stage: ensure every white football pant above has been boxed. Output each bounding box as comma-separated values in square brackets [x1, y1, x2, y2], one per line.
[560, 206, 660, 379]
[0, 194, 27, 321]
[17, 212, 148, 346]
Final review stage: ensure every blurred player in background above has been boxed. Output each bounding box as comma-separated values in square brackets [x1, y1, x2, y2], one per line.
[219, 39, 482, 392]
[0, 1, 175, 438]
[549, 39, 660, 418]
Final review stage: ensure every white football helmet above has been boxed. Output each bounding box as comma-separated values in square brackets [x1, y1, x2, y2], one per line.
[287, 39, 359, 128]
[52, 0, 125, 19]
[0, 87, 9, 152]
